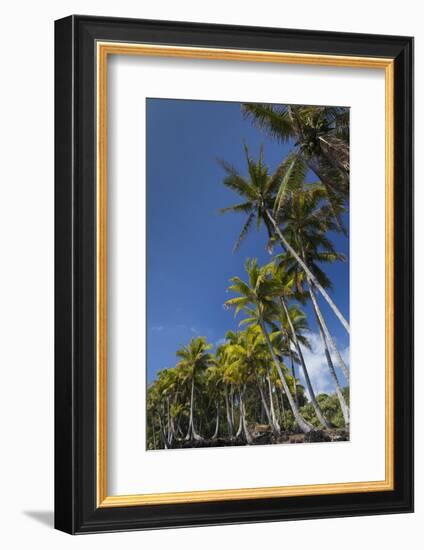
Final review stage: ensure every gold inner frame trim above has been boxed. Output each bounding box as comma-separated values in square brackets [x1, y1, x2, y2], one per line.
[96, 42, 395, 508]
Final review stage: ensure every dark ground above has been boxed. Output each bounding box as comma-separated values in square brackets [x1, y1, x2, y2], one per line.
[170, 428, 349, 449]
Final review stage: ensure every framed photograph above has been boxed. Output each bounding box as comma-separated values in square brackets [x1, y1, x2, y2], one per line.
[54, 15, 413, 534]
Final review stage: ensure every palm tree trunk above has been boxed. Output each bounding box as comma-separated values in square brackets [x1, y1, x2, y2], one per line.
[230, 386, 235, 426]
[265, 209, 350, 334]
[186, 377, 203, 441]
[224, 385, 234, 437]
[212, 401, 220, 439]
[303, 156, 348, 234]
[317, 136, 349, 181]
[260, 401, 265, 423]
[258, 316, 313, 434]
[185, 378, 195, 440]
[257, 377, 272, 426]
[280, 296, 331, 429]
[158, 414, 168, 449]
[307, 281, 350, 382]
[236, 393, 243, 438]
[240, 390, 253, 444]
[152, 417, 157, 450]
[290, 351, 298, 406]
[316, 312, 350, 426]
[169, 413, 176, 446]
[279, 389, 286, 427]
[167, 397, 175, 446]
[176, 418, 183, 438]
[266, 374, 281, 434]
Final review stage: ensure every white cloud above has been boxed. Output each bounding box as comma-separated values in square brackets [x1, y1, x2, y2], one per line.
[298, 332, 349, 397]
[151, 325, 164, 332]
[214, 337, 226, 348]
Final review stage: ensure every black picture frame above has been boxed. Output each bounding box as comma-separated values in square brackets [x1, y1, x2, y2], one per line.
[55, 15, 414, 534]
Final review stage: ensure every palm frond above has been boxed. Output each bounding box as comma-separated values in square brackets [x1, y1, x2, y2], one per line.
[242, 103, 293, 142]
[233, 212, 255, 252]
[217, 159, 257, 200]
[219, 201, 254, 215]
[272, 154, 307, 216]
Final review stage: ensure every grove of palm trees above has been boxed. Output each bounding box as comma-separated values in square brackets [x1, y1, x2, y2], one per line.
[147, 102, 350, 450]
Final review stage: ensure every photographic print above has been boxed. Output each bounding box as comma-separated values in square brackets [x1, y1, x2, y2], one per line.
[55, 18, 413, 532]
[146, 99, 350, 451]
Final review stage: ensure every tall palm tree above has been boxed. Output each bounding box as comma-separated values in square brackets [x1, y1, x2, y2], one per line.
[219, 146, 350, 334]
[205, 357, 227, 439]
[221, 338, 254, 443]
[266, 262, 332, 428]
[276, 302, 307, 406]
[238, 277, 329, 429]
[227, 326, 281, 435]
[213, 343, 236, 437]
[242, 103, 349, 220]
[176, 337, 212, 441]
[277, 186, 350, 424]
[225, 258, 313, 434]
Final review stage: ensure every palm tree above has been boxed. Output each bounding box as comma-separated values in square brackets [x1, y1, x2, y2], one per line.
[205, 358, 226, 439]
[176, 337, 212, 441]
[226, 326, 281, 435]
[147, 381, 161, 449]
[219, 146, 350, 334]
[221, 337, 254, 443]
[277, 185, 350, 424]
[147, 368, 178, 449]
[276, 303, 306, 406]
[213, 343, 236, 437]
[238, 275, 330, 429]
[225, 258, 313, 433]
[242, 103, 349, 219]
[266, 262, 332, 428]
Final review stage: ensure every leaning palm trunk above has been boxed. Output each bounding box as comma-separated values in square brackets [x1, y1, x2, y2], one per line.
[265, 209, 350, 335]
[258, 316, 313, 434]
[256, 374, 280, 434]
[152, 417, 157, 450]
[280, 296, 331, 429]
[236, 393, 243, 438]
[306, 150, 349, 191]
[257, 377, 273, 427]
[316, 316, 350, 425]
[266, 374, 281, 434]
[305, 156, 348, 233]
[185, 377, 203, 441]
[224, 385, 234, 437]
[306, 155, 346, 193]
[307, 282, 350, 382]
[175, 417, 183, 438]
[317, 136, 349, 181]
[158, 414, 169, 449]
[167, 397, 176, 446]
[279, 390, 286, 426]
[230, 387, 235, 427]
[289, 351, 298, 406]
[212, 401, 220, 439]
[239, 390, 253, 444]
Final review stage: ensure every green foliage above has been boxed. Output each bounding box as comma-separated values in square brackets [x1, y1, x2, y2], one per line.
[301, 390, 349, 428]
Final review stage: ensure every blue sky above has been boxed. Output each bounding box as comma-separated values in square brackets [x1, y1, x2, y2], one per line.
[146, 98, 349, 391]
